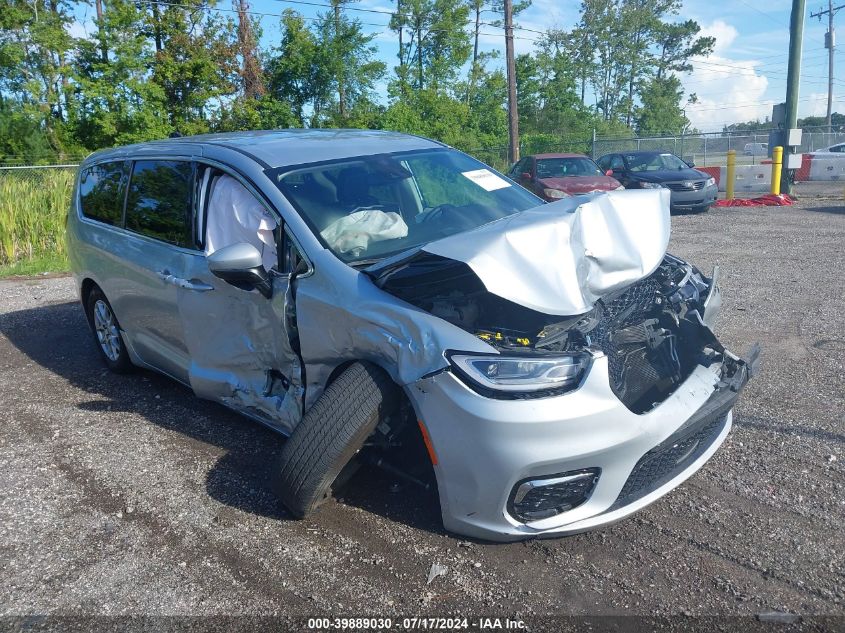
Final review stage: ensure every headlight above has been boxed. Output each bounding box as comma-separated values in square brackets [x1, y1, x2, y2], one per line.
[706, 177, 716, 187]
[614, 185, 625, 191]
[543, 188, 570, 199]
[449, 352, 590, 398]
[639, 182, 664, 189]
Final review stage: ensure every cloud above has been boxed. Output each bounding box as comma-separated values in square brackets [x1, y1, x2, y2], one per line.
[700, 19, 738, 54]
[680, 20, 772, 131]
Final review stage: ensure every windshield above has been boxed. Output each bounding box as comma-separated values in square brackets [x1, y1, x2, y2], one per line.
[625, 153, 687, 172]
[270, 148, 542, 264]
[536, 157, 603, 178]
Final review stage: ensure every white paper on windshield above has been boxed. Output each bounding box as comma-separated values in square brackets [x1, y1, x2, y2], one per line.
[461, 169, 511, 191]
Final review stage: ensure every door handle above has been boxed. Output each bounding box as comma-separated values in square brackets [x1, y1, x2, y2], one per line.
[176, 278, 214, 292]
[155, 270, 213, 292]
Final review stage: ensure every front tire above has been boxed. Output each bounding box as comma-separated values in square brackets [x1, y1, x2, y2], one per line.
[86, 287, 132, 373]
[274, 362, 399, 518]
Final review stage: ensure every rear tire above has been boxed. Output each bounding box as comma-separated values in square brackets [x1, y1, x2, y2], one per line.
[86, 287, 133, 373]
[274, 361, 399, 518]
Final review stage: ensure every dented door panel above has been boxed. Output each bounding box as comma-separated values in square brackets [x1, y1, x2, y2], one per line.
[176, 255, 304, 434]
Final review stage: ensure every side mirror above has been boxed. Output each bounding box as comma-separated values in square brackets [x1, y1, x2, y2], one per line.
[520, 172, 532, 180]
[208, 242, 272, 299]
[605, 169, 614, 177]
[686, 161, 696, 168]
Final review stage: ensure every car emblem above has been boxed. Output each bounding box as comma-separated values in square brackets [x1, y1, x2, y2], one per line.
[684, 181, 693, 188]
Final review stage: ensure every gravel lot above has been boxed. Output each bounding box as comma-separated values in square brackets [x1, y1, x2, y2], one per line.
[1, 201, 843, 623]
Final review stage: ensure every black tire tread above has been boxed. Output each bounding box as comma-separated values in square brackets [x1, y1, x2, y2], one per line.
[275, 362, 398, 518]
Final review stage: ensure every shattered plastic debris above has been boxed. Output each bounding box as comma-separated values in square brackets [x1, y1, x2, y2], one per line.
[426, 563, 448, 585]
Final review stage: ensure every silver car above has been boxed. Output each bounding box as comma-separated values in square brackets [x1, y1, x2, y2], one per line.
[67, 130, 758, 541]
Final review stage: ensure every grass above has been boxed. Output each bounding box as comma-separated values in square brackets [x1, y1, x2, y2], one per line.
[0, 252, 69, 277]
[0, 169, 74, 277]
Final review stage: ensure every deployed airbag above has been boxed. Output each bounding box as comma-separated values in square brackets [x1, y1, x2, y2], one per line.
[321, 209, 408, 257]
[422, 189, 671, 316]
[206, 174, 278, 271]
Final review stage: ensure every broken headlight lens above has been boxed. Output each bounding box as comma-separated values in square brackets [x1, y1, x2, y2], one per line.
[449, 353, 590, 396]
[543, 188, 570, 199]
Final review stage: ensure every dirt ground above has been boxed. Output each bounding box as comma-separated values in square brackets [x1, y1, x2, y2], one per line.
[0, 200, 843, 626]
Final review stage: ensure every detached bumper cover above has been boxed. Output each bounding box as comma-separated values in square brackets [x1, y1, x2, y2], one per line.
[608, 345, 758, 512]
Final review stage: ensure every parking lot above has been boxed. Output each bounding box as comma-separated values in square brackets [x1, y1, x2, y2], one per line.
[1, 201, 843, 622]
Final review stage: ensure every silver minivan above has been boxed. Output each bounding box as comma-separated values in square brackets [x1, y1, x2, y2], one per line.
[67, 130, 757, 541]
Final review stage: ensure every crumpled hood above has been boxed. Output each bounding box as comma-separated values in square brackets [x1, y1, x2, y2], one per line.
[418, 188, 671, 316]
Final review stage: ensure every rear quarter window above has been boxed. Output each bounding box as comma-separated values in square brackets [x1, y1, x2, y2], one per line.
[78, 161, 128, 225]
[125, 160, 193, 247]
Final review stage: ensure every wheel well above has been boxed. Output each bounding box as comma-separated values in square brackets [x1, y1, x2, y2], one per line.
[80, 278, 99, 327]
[326, 360, 436, 492]
[80, 278, 97, 305]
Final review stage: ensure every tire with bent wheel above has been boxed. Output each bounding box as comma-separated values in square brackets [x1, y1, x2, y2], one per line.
[274, 361, 399, 518]
[86, 287, 133, 373]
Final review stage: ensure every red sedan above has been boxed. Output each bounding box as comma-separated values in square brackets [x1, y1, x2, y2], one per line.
[507, 153, 623, 202]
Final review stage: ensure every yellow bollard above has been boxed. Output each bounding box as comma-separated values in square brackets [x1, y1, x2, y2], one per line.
[770, 146, 783, 195]
[726, 150, 736, 200]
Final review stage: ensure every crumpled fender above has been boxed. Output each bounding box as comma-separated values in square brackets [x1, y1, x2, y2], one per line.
[423, 189, 671, 316]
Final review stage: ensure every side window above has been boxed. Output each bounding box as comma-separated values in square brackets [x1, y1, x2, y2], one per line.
[609, 155, 624, 171]
[596, 156, 608, 170]
[125, 160, 193, 247]
[78, 161, 128, 226]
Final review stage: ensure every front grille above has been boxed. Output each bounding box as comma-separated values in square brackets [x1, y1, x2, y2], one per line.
[664, 180, 705, 192]
[608, 410, 728, 511]
[590, 277, 678, 412]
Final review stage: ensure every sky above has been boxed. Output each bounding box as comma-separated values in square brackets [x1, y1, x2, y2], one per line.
[69, 0, 841, 132]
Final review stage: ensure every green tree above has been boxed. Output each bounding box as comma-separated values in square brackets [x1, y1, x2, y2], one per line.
[266, 9, 329, 125]
[316, 1, 385, 125]
[634, 75, 687, 135]
[147, 1, 239, 135]
[390, 0, 471, 94]
[0, 0, 77, 157]
[73, 0, 170, 147]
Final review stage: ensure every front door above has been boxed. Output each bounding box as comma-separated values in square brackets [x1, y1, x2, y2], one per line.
[176, 166, 304, 434]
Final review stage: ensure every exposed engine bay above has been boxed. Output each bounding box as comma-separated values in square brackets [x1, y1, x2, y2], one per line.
[369, 251, 734, 414]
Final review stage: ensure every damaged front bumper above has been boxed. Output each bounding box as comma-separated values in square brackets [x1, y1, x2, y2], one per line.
[406, 344, 758, 542]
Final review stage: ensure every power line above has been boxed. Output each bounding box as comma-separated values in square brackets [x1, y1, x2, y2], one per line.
[734, 0, 787, 27]
[141, 0, 545, 42]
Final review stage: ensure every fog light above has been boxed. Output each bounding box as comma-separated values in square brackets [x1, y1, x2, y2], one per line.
[509, 468, 600, 522]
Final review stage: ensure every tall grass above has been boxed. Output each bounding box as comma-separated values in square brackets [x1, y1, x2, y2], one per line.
[0, 168, 74, 273]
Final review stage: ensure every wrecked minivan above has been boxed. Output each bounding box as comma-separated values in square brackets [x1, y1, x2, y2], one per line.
[67, 130, 758, 541]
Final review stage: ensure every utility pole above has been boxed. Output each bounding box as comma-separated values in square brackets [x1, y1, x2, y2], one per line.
[504, 0, 520, 164]
[811, 2, 844, 131]
[782, 0, 807, 195]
